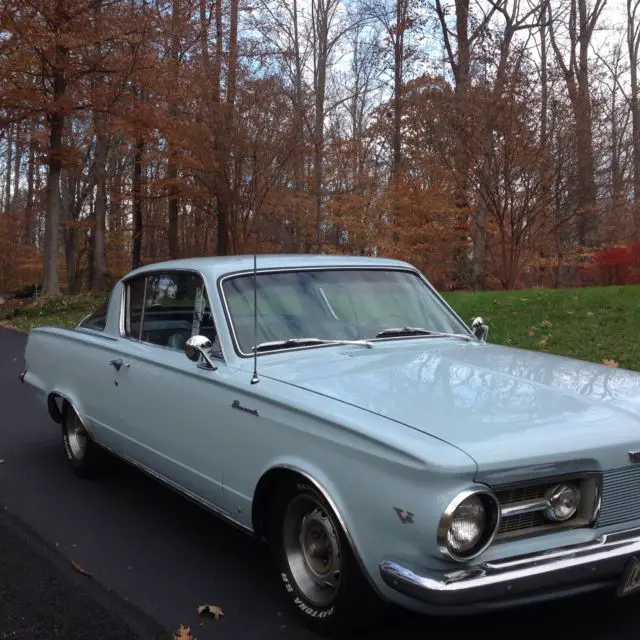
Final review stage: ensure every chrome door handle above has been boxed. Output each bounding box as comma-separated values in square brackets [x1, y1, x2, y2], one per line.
[109, 359, 130, 371]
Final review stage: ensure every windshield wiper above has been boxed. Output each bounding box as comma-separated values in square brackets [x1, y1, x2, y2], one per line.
[375, 326, 472, 341]
[253, 337, 374, 352]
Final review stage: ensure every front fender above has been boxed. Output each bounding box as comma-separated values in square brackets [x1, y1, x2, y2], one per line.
[255, 430, 479, 601]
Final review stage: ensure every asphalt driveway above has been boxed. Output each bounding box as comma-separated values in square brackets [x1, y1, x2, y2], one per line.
[1, 327, 640, 639]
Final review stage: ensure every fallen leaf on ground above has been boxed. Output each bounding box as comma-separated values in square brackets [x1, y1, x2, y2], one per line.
[173, 625, 195, 640]
[197, 604, 224, 620]
[71, 561, 92, 577]
[541, 319, 552, 327]
[602, 359, 619, 367]
[538, 335, 550, 346]
[525, 330, 535, 337]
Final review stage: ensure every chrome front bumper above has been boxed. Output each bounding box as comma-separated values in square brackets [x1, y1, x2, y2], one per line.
[379, 526, 640, 606]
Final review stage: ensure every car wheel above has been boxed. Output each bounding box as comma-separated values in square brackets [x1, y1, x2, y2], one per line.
[270, 480, 380, 636]
[62, 404, 106, 478]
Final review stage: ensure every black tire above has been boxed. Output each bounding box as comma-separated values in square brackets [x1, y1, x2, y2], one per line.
[61, 403, 107, 478]
[269, 479, 381, 637]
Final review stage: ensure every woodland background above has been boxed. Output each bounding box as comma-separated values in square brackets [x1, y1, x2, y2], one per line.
[1, 0, 640, 295]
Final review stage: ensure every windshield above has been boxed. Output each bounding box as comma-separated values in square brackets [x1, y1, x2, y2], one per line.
[221, 268, 469, 355]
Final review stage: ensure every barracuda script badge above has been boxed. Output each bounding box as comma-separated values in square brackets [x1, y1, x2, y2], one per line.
[629, 451, 640, 463]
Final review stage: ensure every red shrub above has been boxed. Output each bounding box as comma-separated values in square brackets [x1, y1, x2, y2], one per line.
[593, 246, 634, 285]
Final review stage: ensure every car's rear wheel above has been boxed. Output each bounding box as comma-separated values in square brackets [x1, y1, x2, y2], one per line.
[62, 404, 106, 478]
[269, 479, 380, 636]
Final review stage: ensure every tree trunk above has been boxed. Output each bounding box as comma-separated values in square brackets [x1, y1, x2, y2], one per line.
[167, 0, 181, 259]
[628, 0, 640, 231]
[12, 121, 22, 210]
[61, 172, 77, 294]
[313, 0, 331, 251]
[215, 0, 238, 256]
[575, 28, 596, 245]
[391, 0, 406, 182]
[42, 49, 67, 295]
[24, 119, 36, 244]
[93, 114, 109, 289]
[132, 137, 144, 270]
[4, 124, 13, 215]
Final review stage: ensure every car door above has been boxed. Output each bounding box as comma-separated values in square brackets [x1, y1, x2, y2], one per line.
[107, 270, 228, 510]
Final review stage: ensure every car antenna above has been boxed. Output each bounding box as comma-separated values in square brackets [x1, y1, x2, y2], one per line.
[250, 242, 260, 384]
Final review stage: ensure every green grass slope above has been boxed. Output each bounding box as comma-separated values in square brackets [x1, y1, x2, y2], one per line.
[443, 286, 639, 371]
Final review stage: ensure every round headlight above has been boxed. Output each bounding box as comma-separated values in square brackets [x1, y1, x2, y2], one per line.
[546, 484, 580, 522]
[438, 489, 500, 562]
[447, 495, 486, 553]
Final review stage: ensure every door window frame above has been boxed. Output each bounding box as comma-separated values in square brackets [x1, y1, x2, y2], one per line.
[119, 268, 225, 362]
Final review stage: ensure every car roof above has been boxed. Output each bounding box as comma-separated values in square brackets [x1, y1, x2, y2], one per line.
[121, 254, 416, 282]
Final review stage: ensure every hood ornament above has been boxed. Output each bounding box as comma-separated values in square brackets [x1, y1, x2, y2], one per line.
[629, 451, 640, 463]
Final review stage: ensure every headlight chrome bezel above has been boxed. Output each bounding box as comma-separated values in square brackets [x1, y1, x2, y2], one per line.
[437, 488, 501, 563]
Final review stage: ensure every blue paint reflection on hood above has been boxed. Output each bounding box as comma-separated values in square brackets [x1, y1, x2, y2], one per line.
[258, 340, 640, 474]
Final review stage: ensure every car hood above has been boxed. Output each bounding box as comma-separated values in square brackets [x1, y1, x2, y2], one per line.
[257, 340, 640, 477]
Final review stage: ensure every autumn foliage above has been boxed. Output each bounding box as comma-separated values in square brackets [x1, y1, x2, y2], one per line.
[0, 0, 639, 294]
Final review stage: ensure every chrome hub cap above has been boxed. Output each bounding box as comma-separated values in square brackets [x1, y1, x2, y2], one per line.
[66, 413, 88, 460]
[283, 496, 342, 606]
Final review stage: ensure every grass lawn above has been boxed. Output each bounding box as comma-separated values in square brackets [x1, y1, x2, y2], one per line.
[1, 285, 638, 371]
[444, 286, 640, 371]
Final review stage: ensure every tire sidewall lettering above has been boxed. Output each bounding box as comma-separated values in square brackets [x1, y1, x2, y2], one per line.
[279, 484, 339, 622]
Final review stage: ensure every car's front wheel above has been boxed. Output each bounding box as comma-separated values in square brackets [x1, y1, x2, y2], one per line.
[62, 404, 106, 478]
[269, 480, 380, 636]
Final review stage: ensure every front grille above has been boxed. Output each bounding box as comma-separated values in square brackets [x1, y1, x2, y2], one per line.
[598, 466, 640, 528]
[495, 482, 558, 536]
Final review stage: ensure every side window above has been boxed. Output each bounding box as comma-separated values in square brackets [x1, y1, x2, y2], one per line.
[125, 271, 220, 354]
[77, 299, 108, 332]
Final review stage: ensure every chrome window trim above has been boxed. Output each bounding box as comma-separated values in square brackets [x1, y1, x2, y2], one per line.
[437, 488, 501, 563]
[216, 265, 475, 359]
[119, 267, 226, 363]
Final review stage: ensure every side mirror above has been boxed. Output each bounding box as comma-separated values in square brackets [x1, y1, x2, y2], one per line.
[185, 335, 217, 370]
[471, 317, 489, 342]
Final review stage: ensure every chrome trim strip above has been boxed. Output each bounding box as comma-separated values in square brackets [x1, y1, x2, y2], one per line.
[380, 525, 640, 606]
[437, 488, 501, 562]
[216, 265, 475, 359]
[266, 463, 386, 599]
[500, 499, 550, 518]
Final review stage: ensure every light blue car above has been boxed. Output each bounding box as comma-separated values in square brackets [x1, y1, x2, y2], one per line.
[20, 255, 640, 635]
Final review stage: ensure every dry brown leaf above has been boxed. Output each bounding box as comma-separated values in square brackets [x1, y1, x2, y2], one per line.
[541, 320, 552, 327]
[173, 625, 195, 640]
[602, 359, 619, 368]
[197, 604, 224, 620]
[539, 335, 550, 346]
[525, 330, 535, 337]
[71, 561, 92, 577]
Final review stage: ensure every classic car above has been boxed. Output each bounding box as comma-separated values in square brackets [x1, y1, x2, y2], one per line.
[20, 255, 640, 635]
